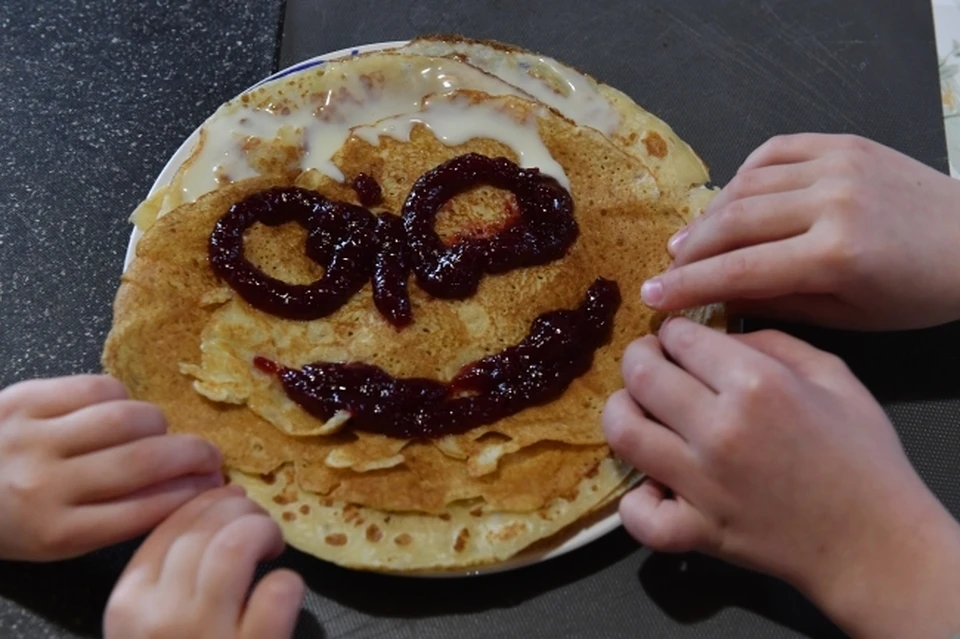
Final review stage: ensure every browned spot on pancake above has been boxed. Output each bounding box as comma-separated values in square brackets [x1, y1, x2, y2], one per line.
[272, 494, 296, 505]
[394, 533, 412, 546]
[454, 528, 470, 553]
[282, 512, 295, 522]
[366, 524, 383, 542]
[384, 515, 392, 524]
[628, 131, 638, 143]
[299, 504, 310, 515]
[488, 522, 526, 542]
[354, 517, 366, 527]
[439, 513, 452, 521]
[470, 507, 484, 517]
[585, 464, 600, 479]
[260, 472, 276, 485]
[325, 533, 348, 546]
[643, 132, 668, 159]
[342, 505, 364, 525]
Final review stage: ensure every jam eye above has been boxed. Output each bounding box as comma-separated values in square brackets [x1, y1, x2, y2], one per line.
[209, 187, 380, 321]
[402, 153, 577, 299]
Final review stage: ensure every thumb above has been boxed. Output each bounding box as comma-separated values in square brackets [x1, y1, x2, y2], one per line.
[619, 479, 716, 554]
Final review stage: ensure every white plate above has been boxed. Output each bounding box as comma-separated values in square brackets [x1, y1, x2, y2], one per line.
[124, 40, 632, 577]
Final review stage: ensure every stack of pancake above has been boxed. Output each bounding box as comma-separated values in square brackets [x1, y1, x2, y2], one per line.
[103, 36, 720, 572]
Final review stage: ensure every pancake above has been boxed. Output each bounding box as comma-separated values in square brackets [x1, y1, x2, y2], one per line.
[105, 38, 721, 572]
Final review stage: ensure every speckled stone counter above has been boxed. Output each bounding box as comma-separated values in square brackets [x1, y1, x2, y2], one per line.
[0, 2, 281, 636]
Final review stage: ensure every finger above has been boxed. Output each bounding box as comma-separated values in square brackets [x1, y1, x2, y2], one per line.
[240, 569, 305, 639]
[642, 237, 828, 312]
[68, 435, 222, 504]
[619, 479, 716, 553]
[0, 375, 127, 419]
[620, 337, 715, 436]
[159, 495, 269, 597]
[656, 318, 787, 393]
[50, 400, 168, 457]
[737, 133, 844, 174]
[728, 295, 859, 329]
[116, 485, 247, 584]
[197, 514, 285, 621]
[731, 330, 852, 388]
[698, 161, 822, 221]
[55, 474, 227, 561]
[671, 191, 813, 267]
[602, 389, 695, 488]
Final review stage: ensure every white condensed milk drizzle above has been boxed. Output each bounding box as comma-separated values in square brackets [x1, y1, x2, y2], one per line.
[352, 94, 570, 189]
[399, 39, 622, 137]
[176, 55, 541, 206]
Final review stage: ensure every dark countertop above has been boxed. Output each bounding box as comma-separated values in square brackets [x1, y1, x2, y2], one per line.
[0, 0, 956, 637]
[0, 2, 281, 637]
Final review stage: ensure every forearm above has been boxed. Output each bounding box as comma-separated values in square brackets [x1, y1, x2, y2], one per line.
[806, 492, 960, 639]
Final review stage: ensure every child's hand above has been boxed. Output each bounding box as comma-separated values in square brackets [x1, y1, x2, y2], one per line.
[0, 375, 223, 560]
[644, 134, 960, 330]
[603, 318, 960, 638]
[104, 485, 304, 639]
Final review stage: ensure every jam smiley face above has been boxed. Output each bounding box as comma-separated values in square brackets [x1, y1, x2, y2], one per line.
[209, 153, 621, 439]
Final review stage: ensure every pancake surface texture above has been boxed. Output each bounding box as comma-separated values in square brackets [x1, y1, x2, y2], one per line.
[105, 36, 720, 572]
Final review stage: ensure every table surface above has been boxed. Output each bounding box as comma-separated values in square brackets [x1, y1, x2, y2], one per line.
[1, 1, 957, 637]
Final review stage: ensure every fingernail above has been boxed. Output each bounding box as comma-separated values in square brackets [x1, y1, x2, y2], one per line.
[667, 227, 688, 255]
[640, 279, 663, 307]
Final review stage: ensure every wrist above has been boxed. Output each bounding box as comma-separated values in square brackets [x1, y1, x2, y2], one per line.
[800, 489, 960, 639]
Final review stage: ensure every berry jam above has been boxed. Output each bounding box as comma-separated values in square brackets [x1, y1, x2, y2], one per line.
[402, 153, 577, 299]
[208, 154, 579, 327]
[256, 278, 620, 439]
[209, 187, 377, 321]
[351, 172, 382, 207]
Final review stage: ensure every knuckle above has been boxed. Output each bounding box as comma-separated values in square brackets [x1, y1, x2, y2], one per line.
[815, 350, 850, 375]
[601, 391, 637, 449]
[662, 319, 698, 355]
[719, 252, 751, 287]
[714, 201, 744, 231]
[6, 466, 48, 503]
[764, 134, 792, 154]
[77, 375, 127, 403]
[178, 435, 220, 468]
[625, 360, 654, 394]
[822, 181, 862, 214]
[638, 519, 674, 551]
[93, 402, 168, 443]
[837, 134, 871, 153]
[104, 591, 138, 637]
[701, 421, 744, 460]
[32, 520, 74, 557]
[621, 337, 657, 381]
[0, 380, 42, 418]
[817, 228, 861, 279]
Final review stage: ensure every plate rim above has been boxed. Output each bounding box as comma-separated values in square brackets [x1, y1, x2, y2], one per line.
[122, 39, 629, 578]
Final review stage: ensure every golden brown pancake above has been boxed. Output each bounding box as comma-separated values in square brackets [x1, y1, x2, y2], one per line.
[105, 40, 720, 572]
